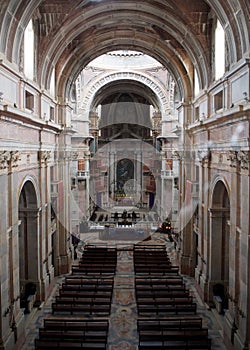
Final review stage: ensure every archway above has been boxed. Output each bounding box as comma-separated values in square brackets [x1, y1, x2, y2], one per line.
[209, 180, 230, 312]
[18, 180, 39, 310]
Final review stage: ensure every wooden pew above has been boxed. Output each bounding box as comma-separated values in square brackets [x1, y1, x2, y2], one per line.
[52, 302, 111, 315]
[35, 319, 109, 350]
[35, 339, 107, 349]
[54, 295, 112, 305]
[139, 335, 211, 350]
[137, 302, 197, 315]
[43, 318, 108, 331]
[58, 290, 112, 298]
[137, 317, 203, 331]
[138, 318, 211, 349]
[136, 289, 188, 298]
[134, 266, 179, 274]
[71, 266, 116, 274]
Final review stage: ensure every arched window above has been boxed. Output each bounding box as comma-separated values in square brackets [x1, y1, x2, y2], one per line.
[215, 19, 225, 80]
[24, 20, 34, 79]
[194, 68, 200, 96]
[50, 67, 55, 97]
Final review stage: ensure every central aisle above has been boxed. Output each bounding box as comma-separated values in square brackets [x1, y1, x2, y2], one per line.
[108, 248, 138, 349]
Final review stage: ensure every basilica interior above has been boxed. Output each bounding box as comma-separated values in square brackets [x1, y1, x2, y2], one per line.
[0, 0, 249, 349]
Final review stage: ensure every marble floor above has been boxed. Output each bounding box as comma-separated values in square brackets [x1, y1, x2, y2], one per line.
[19, 235, 228, 350]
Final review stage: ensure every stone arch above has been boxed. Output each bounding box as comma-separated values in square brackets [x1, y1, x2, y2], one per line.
[80, 71, 171, 119]
[208, 176, 230, 310]
[18, 177, 40, 310]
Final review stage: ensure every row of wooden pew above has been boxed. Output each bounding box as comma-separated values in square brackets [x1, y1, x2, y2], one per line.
[134, 244, 212, 350]
[35, 245, 117, 349]
[35, 319, 109, 349]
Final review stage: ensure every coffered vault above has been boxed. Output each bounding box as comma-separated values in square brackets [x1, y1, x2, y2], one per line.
[0, 1, 250, 350]
[1, 0, 249, 103]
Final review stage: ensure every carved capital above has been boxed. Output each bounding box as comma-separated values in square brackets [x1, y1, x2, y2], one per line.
[38, 150, 51, 164]
[172, 150, 183, 160]
[237, 151, 249, 169]
[197, 149, 211, 162]
[0, 151, 20, 169]
[227, 150, 238, 167]
[10, 151, 20, 167]
[0, 151, 10, 169]
[71, 151, 78, 160]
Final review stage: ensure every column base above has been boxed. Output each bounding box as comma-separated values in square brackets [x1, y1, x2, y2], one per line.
[199, 273, 209, 301]
[180, 255, 194, 276]
[5, 310, 25, 350]
[56, 253, 71, 275]
[222, 309, 236, 349]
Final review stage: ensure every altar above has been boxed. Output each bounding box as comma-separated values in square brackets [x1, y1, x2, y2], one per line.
[100, 224, 150, 241]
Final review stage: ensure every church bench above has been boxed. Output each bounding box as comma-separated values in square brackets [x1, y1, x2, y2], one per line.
[134, 259, 172, 265]
[138, 338, 211, 350]
[39, 329, 107, 342]
[55, 296, 112, 305]
[134, 267, 179, 274]
[134, 257, 171, 263]
[71, 266, 116, 274]
[77, 262, 117, 268]
[64, 276, 114, 284]
[52, 303, 111, 315]
[135, 277, 184, 284]
[138, 327, 211, 349]
[136, 290, 190, 298]
[61, 284, 113, 293]
[135, 283, 187, 291]
[35, 339, 107, 349]
[80, 252, 117, 257]
[134, 252, 170, 257]
[137, 302, 197, 315]
[139, 328, 209, 341]
[58, 290, 112, 298]
[137, 317, 203, 331]
[136, 296, 194, 305]
[135, 283, 185, 291]
[83, 246, 117, 254]
[79, 259, 117, 265]
[134, 244, 167, 250]
[43, 318, 109, 331]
